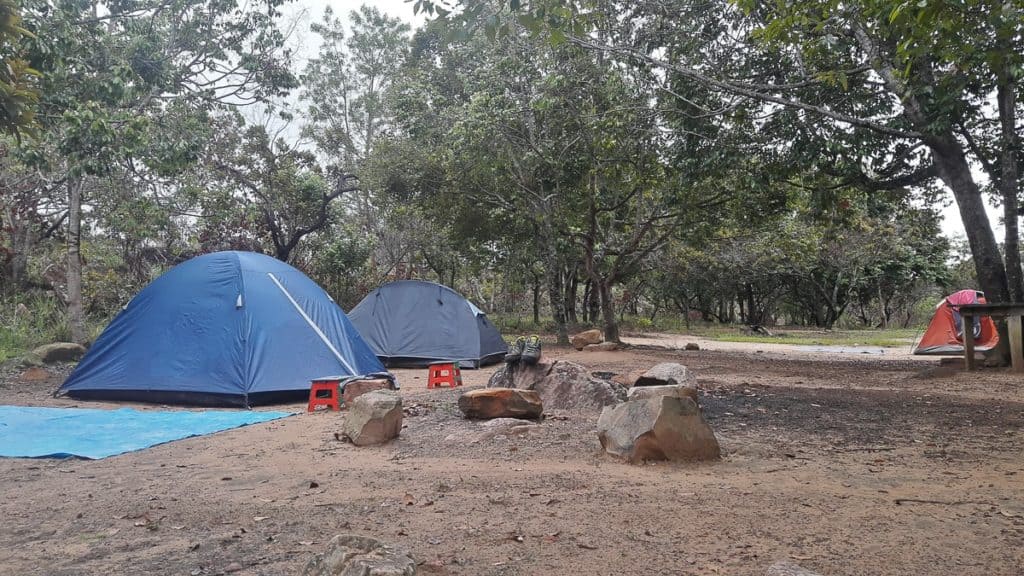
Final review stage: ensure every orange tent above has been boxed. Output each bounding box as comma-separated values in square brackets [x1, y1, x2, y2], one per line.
[913, 289, 999, 355]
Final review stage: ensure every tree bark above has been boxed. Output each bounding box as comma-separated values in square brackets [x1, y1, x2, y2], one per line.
[538, 219, 569, 344]
[532, 272, 541, 325]
[599, 281, 620, 343]
[997, 80, 1023, 302]
[67, 177, 86, 344]
[928, 137, 1011, 305]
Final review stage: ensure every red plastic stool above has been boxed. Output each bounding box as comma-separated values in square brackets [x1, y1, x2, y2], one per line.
[427, 362, 462, 389]
[308, 377, 341, 412]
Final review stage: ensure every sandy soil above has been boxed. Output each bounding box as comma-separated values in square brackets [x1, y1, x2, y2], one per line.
[1, 339, 1023, 576]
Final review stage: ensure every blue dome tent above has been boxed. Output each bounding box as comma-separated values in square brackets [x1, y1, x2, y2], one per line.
[57, 251, 388, 407]
[348, 280, 507, 368]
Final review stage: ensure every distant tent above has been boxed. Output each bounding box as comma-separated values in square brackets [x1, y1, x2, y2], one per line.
[913, 289, 999, 355]
[57, 251, 388, 407]
[348, 280, 507, 368]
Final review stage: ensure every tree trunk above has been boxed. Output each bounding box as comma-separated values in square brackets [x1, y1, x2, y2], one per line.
[532, 273, 541, 325]
[928, 135, 1013, 361]
[929, 138, 1010, 303]
[538, 221, 569, 344]
[564, 268, 578, 324]
[67, 178, 86, 344]
[997, 80, 1023, 302]
[599, 281, 620, 343]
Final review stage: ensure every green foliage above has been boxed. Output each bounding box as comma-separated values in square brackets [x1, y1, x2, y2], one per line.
[0, 0, 38, 138]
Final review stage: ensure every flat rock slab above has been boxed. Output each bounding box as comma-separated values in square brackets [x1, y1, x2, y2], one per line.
[634, 362, 693, 388]
[458, 388, 543, 420]
[342, 391, 402, 446]
[612, 369, 646, 388]
[597, 395, 720, 463]
[627, 383, 699, 404]
[302, 534, 416, 576]
[584, 342, 620, 352]
[488, 360, 626, 411]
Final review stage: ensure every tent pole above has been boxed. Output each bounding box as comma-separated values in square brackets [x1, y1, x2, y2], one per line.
[267, 273, 358, 375]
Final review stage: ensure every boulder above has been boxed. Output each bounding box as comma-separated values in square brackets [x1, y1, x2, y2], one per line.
[30, 342, 86, 364]
[766, 561, 825, 576]
[301, 534, 416, 576]
[458, 388, 543, 420]
[596, 396, 720, 463]
[571, 329, 603, 351]
[584, 342, 619, 352]
[488, 360, 626, 411]
[634, 362, 694, 388]
[627, 383, 699, 405]
[343, 378, 394, 407]
[342, 391, 403, 446]
[684, 342, 701, 351]
[612, 369, 646, 388]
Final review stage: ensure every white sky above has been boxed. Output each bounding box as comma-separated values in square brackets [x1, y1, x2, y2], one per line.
[283, 0, 997, 244]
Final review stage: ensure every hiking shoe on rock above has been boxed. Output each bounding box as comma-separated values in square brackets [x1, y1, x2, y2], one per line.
[505, 337, 526, 364]
[522, 335, 542, 365]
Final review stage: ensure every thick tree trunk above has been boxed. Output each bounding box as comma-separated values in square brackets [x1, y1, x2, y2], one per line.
[929, 138, 1010, 305]
[997, 81, 1023, 302]
[599, 281, 620, 343]
[67, 178, 86, 344]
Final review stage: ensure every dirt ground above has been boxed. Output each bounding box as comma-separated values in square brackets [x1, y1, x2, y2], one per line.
[2, 337, 1023, 576]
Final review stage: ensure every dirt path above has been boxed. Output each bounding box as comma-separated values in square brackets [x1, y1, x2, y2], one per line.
[1, 346, 1023, 575]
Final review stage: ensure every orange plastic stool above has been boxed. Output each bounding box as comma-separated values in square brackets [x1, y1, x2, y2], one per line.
[308, 377, 341, 412]
[427, 362, 462, 389]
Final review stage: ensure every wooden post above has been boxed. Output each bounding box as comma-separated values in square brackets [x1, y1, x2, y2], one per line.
[1008, 314, 1024, 373]
[963, 313, 976, 371]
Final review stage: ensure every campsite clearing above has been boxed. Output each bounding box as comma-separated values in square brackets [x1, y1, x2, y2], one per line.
[1, 340, 1023, 575]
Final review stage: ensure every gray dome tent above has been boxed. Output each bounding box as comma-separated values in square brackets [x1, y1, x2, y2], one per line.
[348, 280, 507, 368]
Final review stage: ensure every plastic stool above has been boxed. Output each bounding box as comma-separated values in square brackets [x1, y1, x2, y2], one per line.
[427, 362, 462, 389]
[308, 377, 341, 412]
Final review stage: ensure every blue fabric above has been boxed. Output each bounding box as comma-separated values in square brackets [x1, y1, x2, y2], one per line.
[58, 251, 388, 406]
[348, 280, 507, 368]
[0, 406, 291, 459]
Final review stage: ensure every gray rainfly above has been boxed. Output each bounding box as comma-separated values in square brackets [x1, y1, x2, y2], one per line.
[348, 280, 508, 368]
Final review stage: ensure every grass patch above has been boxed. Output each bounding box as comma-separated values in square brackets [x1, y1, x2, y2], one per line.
[0, 294, 107, 363]
[687, 326, 921, 348]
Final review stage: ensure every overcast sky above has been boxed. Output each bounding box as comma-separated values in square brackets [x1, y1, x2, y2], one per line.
[283, 0, 992, 242]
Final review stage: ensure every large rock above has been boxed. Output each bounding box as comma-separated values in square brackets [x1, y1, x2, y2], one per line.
[627, 383, 699, 404]
[634, 362, 694, 388]
[597, 396, 720, 463]
[584, 342, 619, 352]
[342, 391, 402, 446]
[612, 369, 646, 388]
[30, 342, 86, 364]
[301, 534, 416, 576]
[571, 329, 603, 350]
[343, 378, 394, 407]
[488, 360, 626, 411]
[766, 561, 825, 576]
[458, 388, 543, 420]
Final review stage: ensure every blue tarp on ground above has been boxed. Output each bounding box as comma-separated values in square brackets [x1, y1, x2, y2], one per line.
[0, 406, 291, 459]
